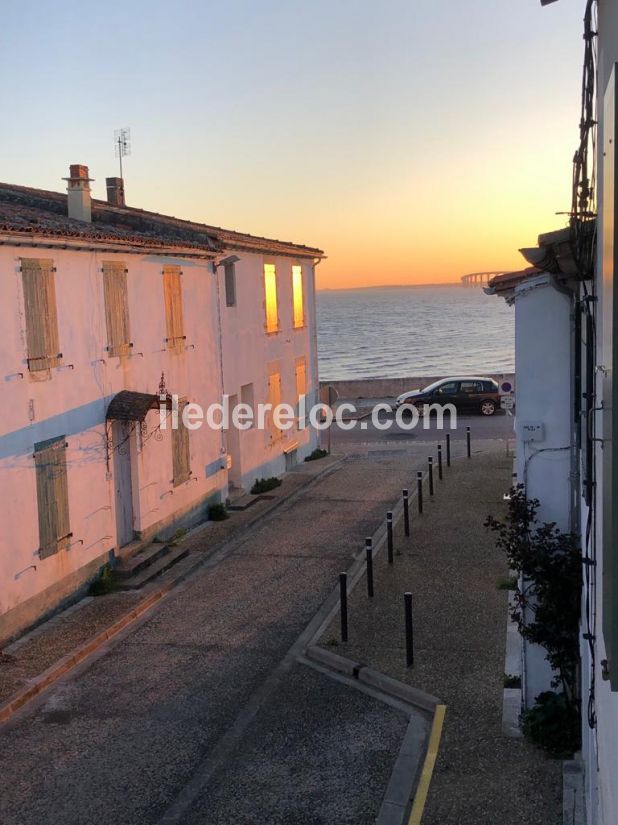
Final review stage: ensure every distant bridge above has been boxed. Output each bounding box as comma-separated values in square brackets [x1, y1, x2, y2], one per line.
[460, 271, 505, 287]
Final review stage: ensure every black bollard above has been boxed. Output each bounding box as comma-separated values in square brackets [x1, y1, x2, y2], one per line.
[403, 490, 410, 537]
[387, 511, 394, 564]
[417, 471, 423, 514]
[437, 444, 443, 480]
[404, 591, 414, 667]
[446, 433, 451, 467]
[466, 426, 471, 458]
[428, 457, 434, 496]
[339, 572, 348, 642]
[365, 537, 374, 598]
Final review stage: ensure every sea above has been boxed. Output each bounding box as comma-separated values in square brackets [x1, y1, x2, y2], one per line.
[316, 285, 514, 381]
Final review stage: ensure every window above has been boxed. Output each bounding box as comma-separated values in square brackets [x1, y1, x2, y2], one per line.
[267, 364, 282, 440]
[295, 357, 307, 428]
[224, 261, 236, 307]
[102, 261, 131, 356]
[435, 382, 458, 396]
[460, 381, 482, 394]
[264, 263, 279, 333]
[292, 265, 304, 328]
[21, 258, 61, 371]
[34, 436, 71, 559]
[172, 400, 191, 486]
[240, 383, 255, 428]
[163, 266, 185, 350]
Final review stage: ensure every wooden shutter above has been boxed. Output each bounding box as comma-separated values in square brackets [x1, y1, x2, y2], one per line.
[267, 367, 282, 440]
[224, 263, 236, 307]
[21, 258, 61, 371]
[172, 401, 191, 486]
[103, 261, 131, 356]
[35, 437, 71, 559]
[163, 266, 185, 349]
[295, 357, 307, 399]
[295, 357, 307, 428]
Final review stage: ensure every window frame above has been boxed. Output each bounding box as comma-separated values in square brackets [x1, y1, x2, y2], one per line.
[263, 263, 280, 334]
[291, 264, 305, 329]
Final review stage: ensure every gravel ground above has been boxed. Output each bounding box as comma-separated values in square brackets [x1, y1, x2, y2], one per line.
[0, 448, 430, 825]
[0, 592, 140, 703]
[182, 665, 409, 825]
[320, 446, 563, 825]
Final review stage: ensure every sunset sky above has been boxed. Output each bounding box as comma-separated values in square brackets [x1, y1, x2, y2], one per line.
[2, 0, 584, 288]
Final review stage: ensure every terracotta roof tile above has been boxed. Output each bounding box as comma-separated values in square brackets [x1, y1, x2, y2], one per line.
[0, 181, 324, 258]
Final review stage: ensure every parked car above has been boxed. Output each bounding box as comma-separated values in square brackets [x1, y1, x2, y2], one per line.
[393, 376, 500, 416]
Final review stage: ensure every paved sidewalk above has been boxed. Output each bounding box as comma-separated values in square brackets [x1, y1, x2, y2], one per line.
[0, 453, 342, 708]
[319, 446, 562, 824]
[0, 448, 430, 825]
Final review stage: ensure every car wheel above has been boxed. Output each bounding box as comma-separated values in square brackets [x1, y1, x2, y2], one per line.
[480, 399, 496, 416]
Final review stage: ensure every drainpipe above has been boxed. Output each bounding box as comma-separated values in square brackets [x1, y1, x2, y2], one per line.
[549, 275, 579, 534]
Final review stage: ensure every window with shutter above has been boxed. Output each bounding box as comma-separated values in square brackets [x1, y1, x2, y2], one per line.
[21, 258, 61, 371]
[264, 264, 279, 333]
[267, 365, 282, 440]
[292, 265, 304, 328]
[102, 261, 131, 356]
[295, 357, 307, 429]
[224, 262, 236, 307]
[163, 266, 185, 350]
[172, 400, 191, 486]
[34, 436, 71, 559]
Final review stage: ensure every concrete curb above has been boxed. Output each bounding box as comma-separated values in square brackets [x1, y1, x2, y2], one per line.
[0, 455, 347, 728]
[0, 589, 164, 724]
[305, 646, 441, 714]
[502, 589, 523, 738]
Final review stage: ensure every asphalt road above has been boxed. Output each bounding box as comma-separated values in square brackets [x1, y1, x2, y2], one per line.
[324, 404, 514, 451]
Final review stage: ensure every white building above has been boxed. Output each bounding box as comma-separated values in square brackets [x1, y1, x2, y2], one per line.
[0, 166, 322, 643]
[489, 1, 618, 822]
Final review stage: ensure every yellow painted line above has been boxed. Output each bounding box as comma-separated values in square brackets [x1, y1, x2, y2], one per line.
[408, 704, 447, 825]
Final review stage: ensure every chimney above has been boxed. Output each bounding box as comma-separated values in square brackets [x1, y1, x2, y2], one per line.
[64, 164, 93, 222]
[106, 177, 125, 207]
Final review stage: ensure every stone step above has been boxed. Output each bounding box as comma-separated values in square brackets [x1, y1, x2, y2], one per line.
[227, 493, 275, 511]
[116, 545, 190, 590]
[115, 542, 171, 578]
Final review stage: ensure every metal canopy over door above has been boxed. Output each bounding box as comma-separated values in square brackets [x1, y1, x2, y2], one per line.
[112, 420, 134, 547]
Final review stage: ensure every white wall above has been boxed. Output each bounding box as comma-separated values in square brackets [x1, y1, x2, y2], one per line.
[0, 245, 225, 641]
[512, 273, 573, 706]
[217, 252, 318, 488]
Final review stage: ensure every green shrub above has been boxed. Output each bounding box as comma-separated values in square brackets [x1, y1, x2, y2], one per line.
[497, 576, 518, 591]
[503, 673, 521, 689]
[304, 448, 329, 462]
[251, 477, 282, 494]
[521, 691, 581, 757]
[89, 564, 118, 596]
[208, 503, 229, 521]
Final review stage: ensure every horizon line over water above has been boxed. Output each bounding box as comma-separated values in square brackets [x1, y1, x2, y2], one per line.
[317, 285, 515, 382]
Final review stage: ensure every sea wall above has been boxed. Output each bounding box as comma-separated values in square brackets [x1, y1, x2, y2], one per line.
[319, 373, 515, 399]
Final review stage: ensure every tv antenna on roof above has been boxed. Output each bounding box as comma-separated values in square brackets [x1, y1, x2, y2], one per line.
[114, 128, 131, 178]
